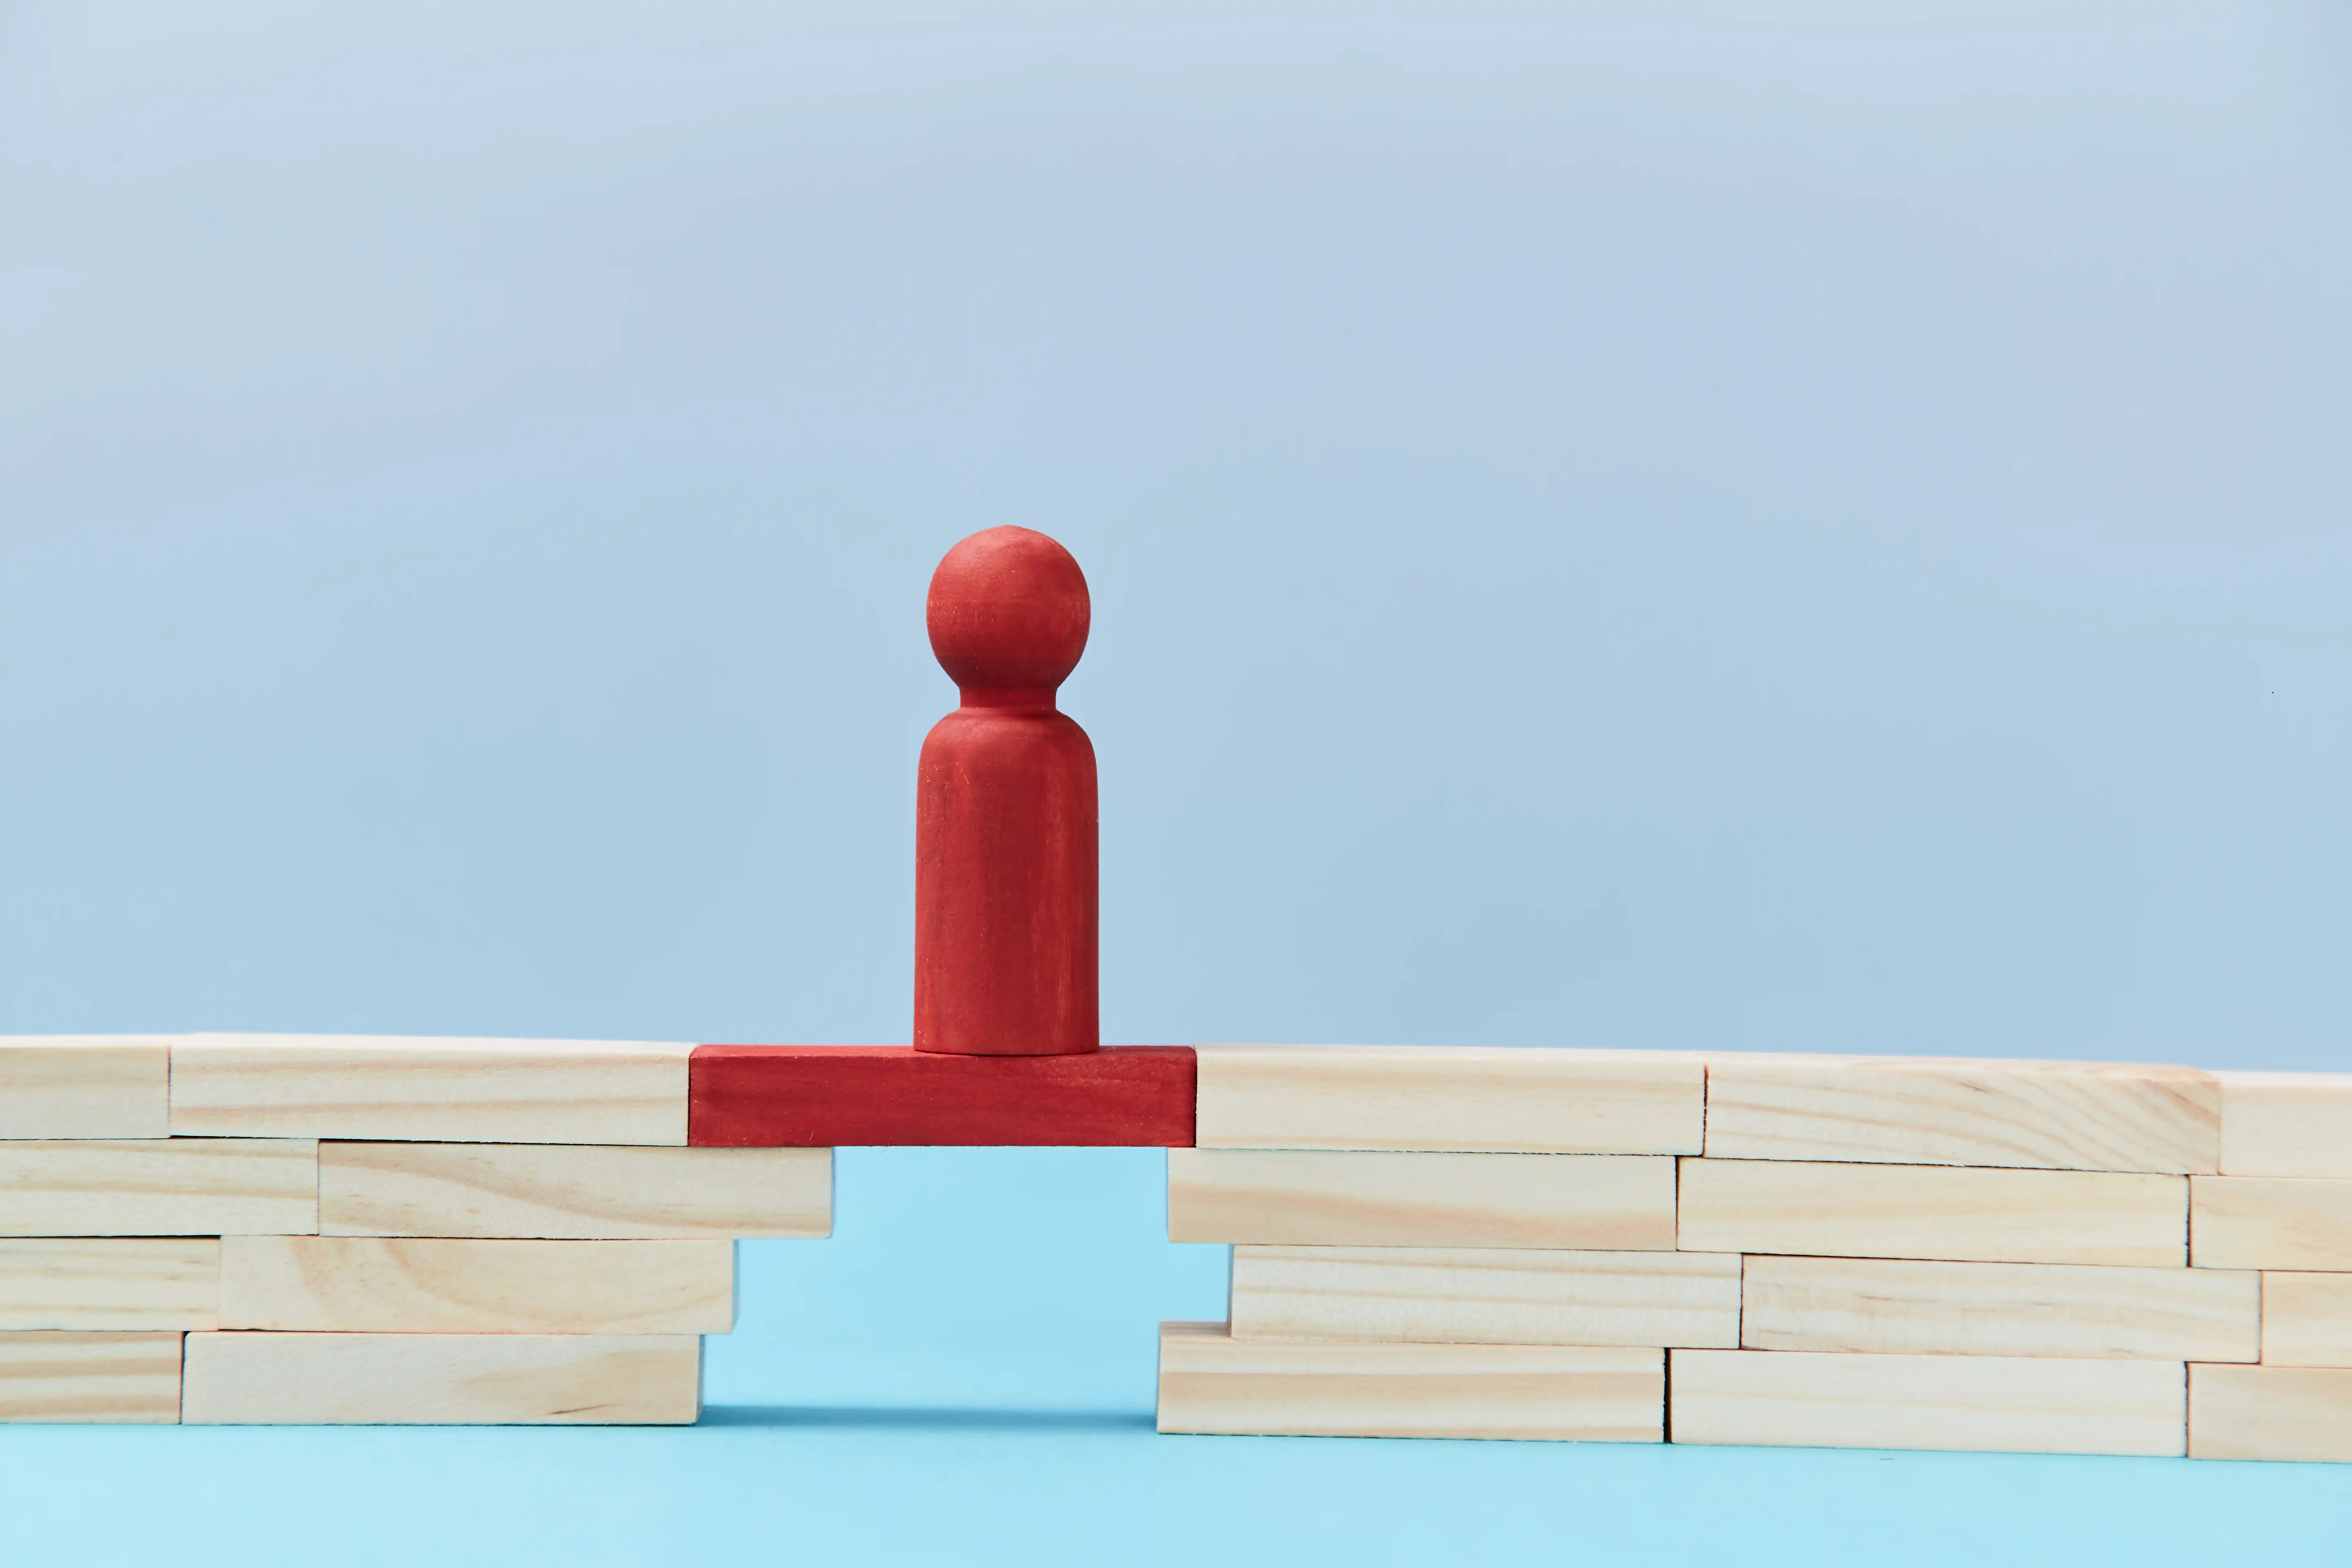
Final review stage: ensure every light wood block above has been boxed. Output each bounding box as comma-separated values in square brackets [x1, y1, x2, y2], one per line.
[1168, 1149, 1674, 1249]
[1156, 1321, 1662, 1440]
[170, 1034, 693, 1145]
[1677, 1158, 2186, 1266]
[0, 1139, 318, 1236]
[2218, 1072, 2352, 1178]
[1704, 1054, 2219, 1174]
[321, 1142, 831, 1238]
[1741, 1255, 2258, 1361]
[0, 1239, 219, 1330]
[1194, 1045, 1703, 1154]
[2263, 1274, 2352, 1368]
[217, 1237, 735, 1334]
[181, 1331, 701, 1424]
[2191, 1363, 2352, 1461]
[2192, 1177, 2352, 1271]
[1229, 1244, 1739, 1347]
[0, 1037, 173, 1140]
[1670, 1348, 2186, 1456]
[0, 1331, 182, 1422]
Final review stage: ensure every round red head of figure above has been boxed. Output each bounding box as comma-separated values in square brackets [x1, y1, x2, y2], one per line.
[925, 526, 1091, 705]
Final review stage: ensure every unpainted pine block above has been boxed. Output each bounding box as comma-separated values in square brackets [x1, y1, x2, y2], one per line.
[217, 1237, 735, 1334]
[1156, 1321, 1662, 1441]
[1741, 1255, 2258, 1361]
[0, 1238, 220, 1330]
[181, 1332, 701, 1424]
[0, 1331, 183, 1423]
[1193, 1045, 1704, 1154]
[1229, 1244, 1740, 1347]
[2190, 1364, 2352, 1461]
[321, 1142, 831, 1238]
[1677, 1158, 2186, 1267]
[0, 1037, 173, 1140]
[2191, 1177, 2352, 1271]
[2218, 1072, 2352, 1178]
[2262, 1274, 2352, 1368]
[0, 1139, 317, 1237]
[1669, 1348, 2185, 1456]
[170, 1034, 693, 1145]
[1703, 1054, 2219, 1174]
[1167, 1148, 1675, 1249]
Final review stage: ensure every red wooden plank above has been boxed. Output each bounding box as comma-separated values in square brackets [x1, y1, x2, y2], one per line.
[689, 1045, 1196, 1147]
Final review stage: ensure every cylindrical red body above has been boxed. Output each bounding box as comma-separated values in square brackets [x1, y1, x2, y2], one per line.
[912, 527, 1100, 1055]
[914, 704, 1098, 1054]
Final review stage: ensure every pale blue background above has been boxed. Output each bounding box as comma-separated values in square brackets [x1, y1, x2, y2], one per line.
[2, 2, 2349, 1562]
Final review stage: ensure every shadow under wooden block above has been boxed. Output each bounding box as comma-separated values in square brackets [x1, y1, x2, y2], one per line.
[2190, 1364, 2352, 1461]
[0, 1331, 183, 1423]
[2217, 1072, 2352, 1178]
[0, 1139, 317, 1237]
[1156, 1321, 1662, 1441]
[1669, 1349, 2187, 1457]
[1702, 1054, 2220, 1174]
[1677, 1158, 2186, 1266]
[1740, 1255, 2258, 1361]
[2191, 1177, 2352, 1270]
[2261, 1274, 2352, 1368]
[169, 1035, 693, 1145]
[0, 1238, 220, 1330]
[217, 1237, 735, 1334]
[1193, 1045, 1703, 1154]
[0, 1037, 173, 1140]
[1229, 1245, 1740, 1348]
[688, 1045, 1195, 1146]
[181, 1332, 702, 1424]
[321, 1143, 831, 1238]
[1168, 1148, 1676, 1249]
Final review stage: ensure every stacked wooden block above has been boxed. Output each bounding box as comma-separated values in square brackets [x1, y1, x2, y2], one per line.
[1159, 1047, 2352, 1461]
[0, 1035, 830, 1424]
[2191, 1072, 2352, 1461]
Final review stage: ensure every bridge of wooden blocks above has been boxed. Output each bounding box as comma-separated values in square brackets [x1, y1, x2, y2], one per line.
[9, 530, 2348, 1459]
[2, 1034, 2350, 1460]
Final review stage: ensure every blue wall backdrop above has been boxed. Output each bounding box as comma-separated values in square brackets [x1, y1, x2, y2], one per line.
[1, 4, 2348, 1563]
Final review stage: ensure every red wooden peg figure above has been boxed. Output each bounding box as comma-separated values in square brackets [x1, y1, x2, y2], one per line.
[913, 527, 1099, 1056]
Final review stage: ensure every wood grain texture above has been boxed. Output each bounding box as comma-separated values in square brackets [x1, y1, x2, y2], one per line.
[688, 1045, 1194, 1146]
[1741, 1255, 2258, 1361]
[321, 1143, 830, 1238]
[170, 1035, 693, 1145]
[1228, 1245, 1740, 1347]
[1194, 1045, 1704, 1154]
[0, 1139, 317, 1236]
[1677, 1158, 2186, 1266]
[180, 1332, 702, 1424]
[0, 1331, 182, 1422]
[2190, 1363, 2352, 1461]
[1156, 1321, 1662, 1441]
[0, 1037, 173, 1140]
[0, 1238, 219, 1330]
[1168, 1149, 1675, 1249]
[217, 1237, 735, 1333]
[1670, 1348, 2186, 1456]
[1703, 1054, 2219, 1174]
[2262, 1274, 2352, 1368]
[2218, 1072, 2352, 1178]
[2191, 1177, 2352, 1271]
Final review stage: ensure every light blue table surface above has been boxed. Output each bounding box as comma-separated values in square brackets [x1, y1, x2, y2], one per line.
[6, 1149, 2345, 1567]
